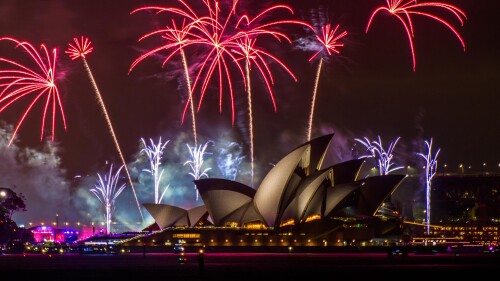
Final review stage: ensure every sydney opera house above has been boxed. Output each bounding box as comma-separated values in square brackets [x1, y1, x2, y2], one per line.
[120, 134, 407, 248]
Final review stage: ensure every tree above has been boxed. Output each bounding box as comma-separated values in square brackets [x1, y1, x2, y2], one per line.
[0, 188, 27, 243]
[0, 188, 26, 220]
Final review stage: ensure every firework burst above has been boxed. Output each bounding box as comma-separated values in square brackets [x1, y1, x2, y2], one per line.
[90, 163, 127, 235]
[129, 15, 209, 148]
[131, 0, 311, 187]
[233, 35, 299, 186]
[355, 135, 403, 175]
[66, 36, 144, 221]
[184, 141, 211, 201]
[140, 137, 170, 204]
[366, 0, 467, 71]
[306, 23, 347, 142]
[417, 138, 440, 235]
[0, 37, 67, 146]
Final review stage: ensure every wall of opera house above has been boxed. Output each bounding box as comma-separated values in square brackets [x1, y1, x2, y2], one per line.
[119, 218, 404, 249]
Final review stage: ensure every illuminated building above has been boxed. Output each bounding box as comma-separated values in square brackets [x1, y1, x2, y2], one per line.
[120, 134, 407, 248]
[30, 226, 79, 243]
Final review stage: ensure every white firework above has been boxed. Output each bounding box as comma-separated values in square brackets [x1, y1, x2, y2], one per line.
[184, 142, 212, 201]
[90, 163, 126, 235]
[140, 137, 170, 204]
[417, 138, 440, 235]
[355, 135, 403, 175]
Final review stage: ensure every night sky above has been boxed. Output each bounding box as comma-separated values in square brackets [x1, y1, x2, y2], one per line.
[0, 0, 498, 228]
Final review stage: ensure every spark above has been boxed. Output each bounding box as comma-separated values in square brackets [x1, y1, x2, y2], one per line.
[233, 35, 298, 186]
[129, 16, 206, 147]
[90, 163, 127, 235]
[366, 0, 466, 71]
[417, 138, 440, 235]
[131, 1, 311, 186]
[0, 37, 67, 146]
[66, 36, 144, 221]
[355, 135, 403, 175]
[140, 137, 170, 204]
[184, 141, 211, 201]
[229, 3, 311, 186]
[306, 23, 347, 141]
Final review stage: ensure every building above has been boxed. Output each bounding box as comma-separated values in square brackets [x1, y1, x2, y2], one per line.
[120, 134, 407, 249]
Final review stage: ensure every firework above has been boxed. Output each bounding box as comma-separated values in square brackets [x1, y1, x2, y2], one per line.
[140, 137, 170, 204]
[131, 1, 311, 186]
[90, 163, 127, 235]
[66, 36, 144, 220]
[184, 141, 211, 201]
[233, 35, 298, 186]
[0, 37, 67, 146]
[366, 0, 466, 71]
[306, 23, 347, 142]
[227, 3, 311, 186]
[130, 15, 208, 147]
[355, 135, 403, 175]
[417, 138, 440, 235]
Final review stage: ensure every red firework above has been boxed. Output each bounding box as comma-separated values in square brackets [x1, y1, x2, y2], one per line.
[0, 37, 66, 146]
[131, 0, 312, 125]
[65, 36, 145, 221]
[191, 1, 311, 124]
[309, 23, 348, 62]
[129, 17, 208, 73]
[366, 0, 467, 71]
[233, 36, 297, 111]
[306, 22, 347, 142]
[66, 36, 94, 60]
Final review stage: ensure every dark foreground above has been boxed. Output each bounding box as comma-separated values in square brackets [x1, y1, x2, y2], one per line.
[1, 252, 499, 280]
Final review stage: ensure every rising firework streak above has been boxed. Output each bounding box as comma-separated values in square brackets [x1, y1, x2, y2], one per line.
[66, 36, 144, 221]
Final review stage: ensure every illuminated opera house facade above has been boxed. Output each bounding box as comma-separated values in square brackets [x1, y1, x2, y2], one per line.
[121, 134, 407, 248]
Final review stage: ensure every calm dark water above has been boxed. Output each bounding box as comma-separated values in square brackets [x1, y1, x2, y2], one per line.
[1, 252, 499, 280]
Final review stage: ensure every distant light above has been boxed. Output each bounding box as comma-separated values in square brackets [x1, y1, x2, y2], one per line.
[0, 191, 6, 197]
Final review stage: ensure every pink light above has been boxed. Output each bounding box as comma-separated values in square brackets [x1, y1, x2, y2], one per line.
[366, 0, 467, 71]
[65, 36, 94, 60]
[309, 23, 348, 62]
[0, 37, 67, 146]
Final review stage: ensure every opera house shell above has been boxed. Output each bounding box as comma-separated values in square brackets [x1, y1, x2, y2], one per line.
[122, 134, 407, 248]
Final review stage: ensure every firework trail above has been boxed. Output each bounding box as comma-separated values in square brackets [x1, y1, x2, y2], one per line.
[66, 36, 144, 221]
[233, 36, 297, 186]
[140, 137, 170, 204]
[355, 135, 403, 175]
[184, 141, 211, 201]
[131, 1, 311, 186]
[366, 0, 467, 71]
[90, 163, 127, 234]
[230, 4, 311, 186]
[0, 37, 67, 146]
[129, 15, 207, 147]
[306, 23, 347, 142]
[417, 138, 440, 235]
